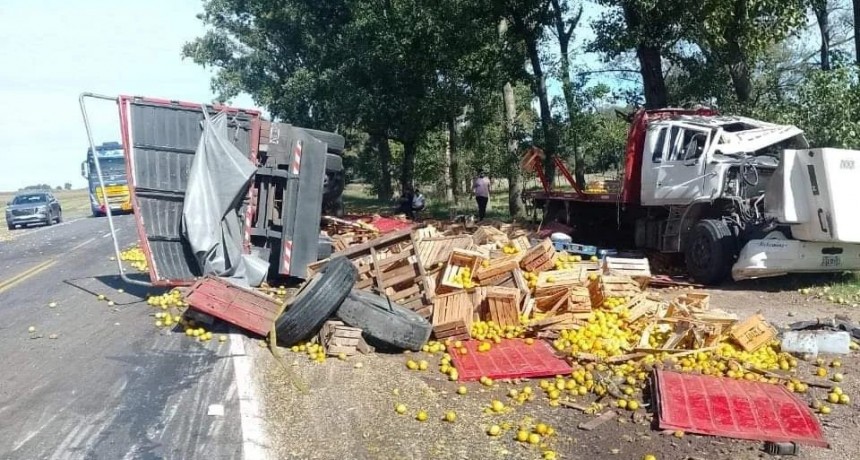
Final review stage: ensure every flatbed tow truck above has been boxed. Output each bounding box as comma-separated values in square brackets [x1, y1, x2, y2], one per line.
[523, 108, 860, 284]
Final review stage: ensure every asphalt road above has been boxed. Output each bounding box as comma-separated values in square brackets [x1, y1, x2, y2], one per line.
[0, 216, 245, 460]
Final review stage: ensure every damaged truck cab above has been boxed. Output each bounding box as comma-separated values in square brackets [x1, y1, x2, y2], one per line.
[526, 108, 860, 284]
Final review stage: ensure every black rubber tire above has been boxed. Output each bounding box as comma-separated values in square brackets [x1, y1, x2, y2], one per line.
[274, 256, 357, 345]
[56, 210, 62, 223]
[336, 289, 432, 351]
[685, 219, 736, 285]
[7, 223, 13, 231]
[44, 212, 53, 226]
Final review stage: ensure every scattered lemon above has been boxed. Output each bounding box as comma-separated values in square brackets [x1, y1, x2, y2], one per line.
[820, 406, 832, 415]
[628, 400, 640, 410]
[185, 328, 194, 336]
[457, 386, 467, 395]
[491, 400, 505, 412]
[527, 433, 540, 445]
[828, 393, 840, 404]
[488, 425, 501, 436]
[444, 411, 457, 422]
[219, 335, 227, 342]
[338, 353, 347, 361]
[354, 362, 364, 369]
[832, 359, 842, 368]
[155, 321, 163, 327]
[516, 430, 529, 442]
[833, 373, 844, 382]
[816, 367, 827, 377]
[535, 423, 548, 435]
[416, 410, 428, 421]
[840, 394, 851, 404]
[643, 455, 657, 460]
[395, 404, 407, 415]
[406, 360, 418, 370]
[28, 326, 36, 333]
[97, 294, 106, 300]
[617, 399, 628, 409]
[543, 452, 557, 460]
[673, 431, 685, 438]
[418, 360, 429, 371]
[108, 301, 115, 306]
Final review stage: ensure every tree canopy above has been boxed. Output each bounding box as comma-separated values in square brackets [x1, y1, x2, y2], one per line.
[185, 0, 860, 212]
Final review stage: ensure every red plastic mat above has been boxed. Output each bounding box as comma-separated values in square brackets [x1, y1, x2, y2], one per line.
[449, 339, 572, 381]
[654, 370, 828, 448]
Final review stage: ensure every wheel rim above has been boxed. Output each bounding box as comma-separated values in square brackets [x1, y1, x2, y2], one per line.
[689, 233, 713, 273]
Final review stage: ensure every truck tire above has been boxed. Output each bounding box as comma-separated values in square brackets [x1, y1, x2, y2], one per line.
[336, 290, 432, 351]
[685, 219, 735, 285]
[274, 256, 357, 345]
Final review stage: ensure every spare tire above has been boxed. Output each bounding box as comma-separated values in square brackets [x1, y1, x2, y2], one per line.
[337, 289, 432, 351]
[274, 256, 357, 345]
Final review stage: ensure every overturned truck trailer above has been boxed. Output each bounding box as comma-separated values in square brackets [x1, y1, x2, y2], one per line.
[81, 94, 345, 286]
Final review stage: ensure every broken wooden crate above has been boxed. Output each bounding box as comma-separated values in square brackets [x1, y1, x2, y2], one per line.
[440, 249, 483, 290]
[533, 268, 591, 314]
[730, 314, 777, 352]
[432, 291, 473, 340]
[520, 239, 555, 273]
[308, 228, 433, 318]
[484, 286, 521, 327]
[473, 225, 509, 245]
[185, 276, 283, 337]
[318, 320, 373, 356]
[603, 257, 652, 286]
[415, 234, 475, 270]
[589, 275, 642, 309]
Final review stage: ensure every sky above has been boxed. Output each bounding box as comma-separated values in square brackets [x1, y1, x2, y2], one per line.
[0, 0, 258, 191]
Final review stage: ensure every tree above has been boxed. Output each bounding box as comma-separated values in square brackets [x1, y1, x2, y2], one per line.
[854, 0, 860, 63]
[812, 0, 833, 70]
[63, 182, 72, 191]
[591, 0, 685, 108]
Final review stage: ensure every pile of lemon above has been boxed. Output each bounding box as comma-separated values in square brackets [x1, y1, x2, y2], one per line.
[450, 267, 475, 289]
[288, 342, 328, 363]
[554, 253, 582, 270]
[600, 296, 629, 310]
[471, 320, 526, 340]
[147, 290, 185, 309]
[553, 310, 633, 357]
[120, 246, 148, 271]
[523, 271, 539, 291]
[421, 340, 447, 354]
[501, 244, 520, 255]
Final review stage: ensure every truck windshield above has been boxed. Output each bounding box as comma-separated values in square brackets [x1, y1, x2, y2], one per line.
[13, 194, 47, 205]
[89, 157, 126, 175]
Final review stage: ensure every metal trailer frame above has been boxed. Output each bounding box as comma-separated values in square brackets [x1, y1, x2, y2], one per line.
[79, 92, 262, 287]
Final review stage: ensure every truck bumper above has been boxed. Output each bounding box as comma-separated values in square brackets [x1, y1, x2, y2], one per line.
[732, 239, 860, 281]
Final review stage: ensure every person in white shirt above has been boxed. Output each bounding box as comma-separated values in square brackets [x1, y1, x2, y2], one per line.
[472, 170, 490, 221]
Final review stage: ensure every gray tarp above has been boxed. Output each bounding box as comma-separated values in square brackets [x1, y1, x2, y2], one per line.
[182, 109, 268, 286]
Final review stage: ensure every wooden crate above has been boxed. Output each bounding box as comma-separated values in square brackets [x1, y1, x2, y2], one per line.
[730, 314, 777, 352]
[474, 226, 509, 245]
[441, 249, 483, 289]
[475, 257, 520, 284]
[510, 236, 531, 253]
[318, 320, 373, 356]
[485, 286, 521, 327]
[588, 275, 642, 309]
[520, 239, 555, 272]
[415, 234, 475, 270]
[603, 257, 651, 286]
[673, 292, 710, 310]
[535, 268, 587, 290]
[432, 291, 473, 340]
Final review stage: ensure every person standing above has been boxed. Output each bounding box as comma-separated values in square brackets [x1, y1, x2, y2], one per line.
[472, 170, 490, 221]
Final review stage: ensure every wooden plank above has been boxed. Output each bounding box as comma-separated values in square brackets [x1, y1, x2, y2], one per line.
[578, 410, 617, 431]
[730, 314, 777, 352]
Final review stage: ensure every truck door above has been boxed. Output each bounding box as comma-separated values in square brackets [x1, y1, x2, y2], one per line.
[652, 124, 712, 205]
[640, 124, 669, 206]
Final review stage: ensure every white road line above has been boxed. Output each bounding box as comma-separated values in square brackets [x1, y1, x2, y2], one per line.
[70, 237, 97, 252]
[229, 333, 270, 460]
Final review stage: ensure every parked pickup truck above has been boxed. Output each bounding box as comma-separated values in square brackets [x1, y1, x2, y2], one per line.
[524, 108, 860, 284]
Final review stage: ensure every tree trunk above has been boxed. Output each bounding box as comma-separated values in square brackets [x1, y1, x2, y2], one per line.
[551, 0, 585, 186]
[725, 39, 753, 103]
[814, 1, 831, 71]
[400, 139, 416, 194]
[854, 0, 860, 65]
[636, 44, 668, 109]
[525, 35, 557, 183]
[503, 82, 524, 219]
[444, 118, 456, 204]
[372, 133, 393, 201]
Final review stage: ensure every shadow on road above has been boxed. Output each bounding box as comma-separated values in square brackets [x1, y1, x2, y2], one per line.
[63, 273, 160, 306]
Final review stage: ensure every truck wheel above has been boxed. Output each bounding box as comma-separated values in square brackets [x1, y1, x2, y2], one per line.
[44, 212, 54, 226]
[336, 290, 432, 351]
[685, 219, 735, 285]
[274, 256, 357, 345]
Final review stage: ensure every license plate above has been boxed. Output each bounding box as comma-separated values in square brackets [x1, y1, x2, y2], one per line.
[821, 255, 842, 268]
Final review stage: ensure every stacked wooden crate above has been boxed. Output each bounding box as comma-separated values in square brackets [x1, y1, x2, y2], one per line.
[432, 291, 473, 340]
